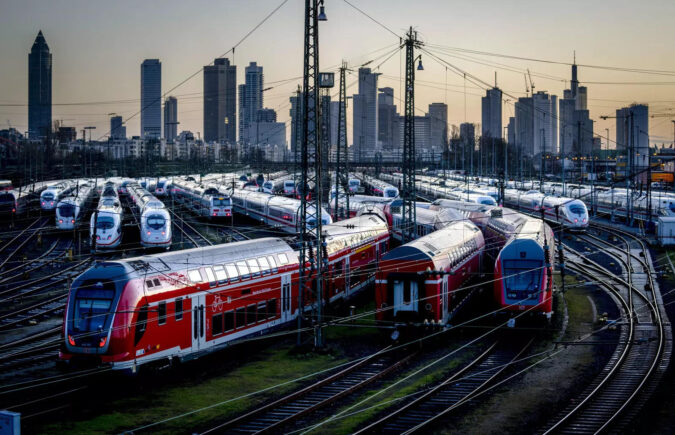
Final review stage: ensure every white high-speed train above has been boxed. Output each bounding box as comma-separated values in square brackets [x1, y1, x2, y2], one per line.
[128, 183, 172, 249]
[56, 181, 96, 230]
[91, 182, 124, 250]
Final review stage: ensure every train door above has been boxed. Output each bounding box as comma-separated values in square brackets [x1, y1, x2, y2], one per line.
[191, 294, 206, 351]
[393, 279, 417, 315]
[281, 274, 292, 322]
[442, 276, 449, 323]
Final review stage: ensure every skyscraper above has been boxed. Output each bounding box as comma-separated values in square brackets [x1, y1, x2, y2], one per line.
[377, 87, 397, 151]
[239, 62, 264, 144]
[533, 91, 558, 156]
[427, 103, 448, 152]
[289, 91, 304, 159]
[353, 67, 379, 157]
[559, 63, 594, 158]
[616, 104, 649, 179]
[141, 59, 161, 139]
[164, 96, 178, 142]
[110, 115, 126, 140]
[28, 30, 52, 139]
[515, 97, 534, 156]
[481, 87, 502, 139]
[459, 123, 476, 147]
[204, 58, 237, 143]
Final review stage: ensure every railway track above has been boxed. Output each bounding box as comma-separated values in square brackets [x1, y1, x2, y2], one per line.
[202, 348, 416, 434]
[217, 226, 250, 242]
[168, 208, 213, 248]
[540, 228, 669, 434]
[355, 339, 532, 435]
[0, 217, 50, 271]
[0, 238, 73, 285]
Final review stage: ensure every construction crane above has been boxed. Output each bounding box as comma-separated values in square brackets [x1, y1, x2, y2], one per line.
[523, 74, 529, 97]
[526, 69, 535, 94]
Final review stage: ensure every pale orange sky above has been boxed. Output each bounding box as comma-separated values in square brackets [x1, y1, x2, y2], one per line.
[1, 0, 674, 148]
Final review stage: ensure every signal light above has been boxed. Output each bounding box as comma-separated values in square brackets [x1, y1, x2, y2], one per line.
[68, 335, 76, 346]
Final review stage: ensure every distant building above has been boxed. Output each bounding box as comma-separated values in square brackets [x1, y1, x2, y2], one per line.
[616, 104, 649, 179]
[330, 100, 341, 147]
[481, 87, 502, 139]
[532, 91, 558, 156]
[559, 63, 594, 157]
[239, 62, 264, 144]
[459, 123, 476, 148]
[397, 115, 429, 155]
[289, 91, 304, 159]
[507, 117, 516, 145]
[57, 126, 77, 143]
[164, 96, 178, 142]
[110, 115, 126, 140]
[141, 59, 161, 139]
[353, 67, 379, 157]
[427, 103, 448, 153]
[204, 58, 236, 143]
[378, 87, 398, 151]
[28, 31, 52, 139]
[256, 108, 276, 123]
[514, 97, 534, 156]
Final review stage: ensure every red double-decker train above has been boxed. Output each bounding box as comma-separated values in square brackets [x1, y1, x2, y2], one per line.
[60, 212, 389, 372]
[375, 220, 485, 330]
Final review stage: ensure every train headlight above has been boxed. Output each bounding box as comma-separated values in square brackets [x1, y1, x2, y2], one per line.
[97, 236, 100, 240]
[574, 218, 578, 223]
[107, 235, 111, 240]
[68, 335, 76, 346]
[161, 231, 165, 235]
[71, 219, 75, 224]
[59, 219, 63, 224]
[583, 218, 586, 222]
[99, 337, 107, 348]
[147, 231, 151, 235]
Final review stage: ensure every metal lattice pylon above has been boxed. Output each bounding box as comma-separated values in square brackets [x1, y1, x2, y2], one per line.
[298, 0, 325, 348]
[334, 62, 350, 220]
[401, 27, 422, 243]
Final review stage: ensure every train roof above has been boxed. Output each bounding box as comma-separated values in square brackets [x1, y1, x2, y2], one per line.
[383, 221, 482, 265]
[323, 213, 389, 256]
[102, 237, 297, 278]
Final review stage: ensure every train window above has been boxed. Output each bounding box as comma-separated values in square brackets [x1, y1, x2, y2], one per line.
[246, 304, 257, 325]
[278, 253, 289, 265]
[267, 299, 277, 319]
[236, 261, 250, 279]
[258, 257, 270, 274]
[204, 267, 217, 287]
[403, 282, 411, 305]
[158, 302, 166, 325]
[247, 259, 260, 277]
[225, 264, 239, 281]
[188, 269, 202, 283]
[146, 280, 154, 289]
[257, 302, 266, 322]
[224, 311, 234, 331]
[235, 307, 245, 328]
[134, 305, 148, 346]
[212, 313, 223, 336]
[153, 278, 161, 287]
[213, 265, 227, 284]
[175, 298, 183, 321]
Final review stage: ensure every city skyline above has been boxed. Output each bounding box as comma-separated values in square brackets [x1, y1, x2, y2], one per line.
[1, 0, 674, 147]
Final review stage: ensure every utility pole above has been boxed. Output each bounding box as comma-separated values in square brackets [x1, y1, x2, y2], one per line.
[401, 26, 423, 243]
[540, 128, 545, 192]
[298, 0, 327, 348]
[334, 62, 350, 220]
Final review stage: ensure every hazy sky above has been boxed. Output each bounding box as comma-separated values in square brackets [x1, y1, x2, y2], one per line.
[1, 0, 674, 148]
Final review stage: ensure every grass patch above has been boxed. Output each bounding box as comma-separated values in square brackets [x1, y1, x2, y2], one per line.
[37, 345, 347, 435]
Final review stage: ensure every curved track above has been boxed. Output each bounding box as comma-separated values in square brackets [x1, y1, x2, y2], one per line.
[540, 225, 669, 434]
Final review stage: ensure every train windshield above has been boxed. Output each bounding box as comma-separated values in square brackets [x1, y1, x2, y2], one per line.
[72, 285, 115, 333]
[146, 215, 166, 230]
[384, 189, 397, 198]
[96, 216, 115, 230]
[42, 192, 54, 201]
[157, 181, 166, 188]
[58, 203, 76, 217]
[0, 193, 13, 205]
[503, 260, 542, 296]
[569, 204, 585, 215]
[480, 198, 497, 206]
[213, 197, 231, 207]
